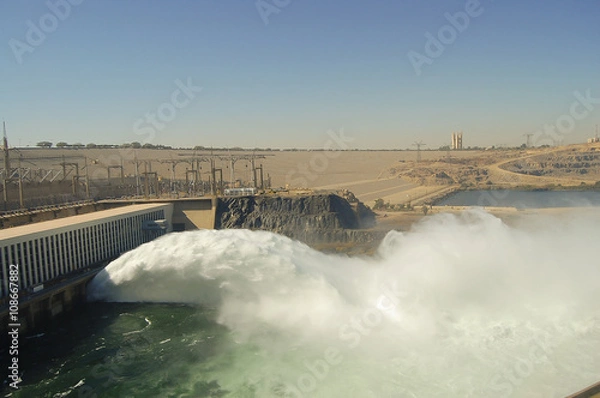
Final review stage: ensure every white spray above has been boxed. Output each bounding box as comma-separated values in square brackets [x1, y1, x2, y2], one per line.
[88, 209, 600, 397]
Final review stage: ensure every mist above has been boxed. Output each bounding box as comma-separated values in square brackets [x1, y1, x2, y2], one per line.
[88, 209, 600, 397]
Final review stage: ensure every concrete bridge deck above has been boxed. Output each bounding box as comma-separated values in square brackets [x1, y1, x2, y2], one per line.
[100, 197, 217, 230]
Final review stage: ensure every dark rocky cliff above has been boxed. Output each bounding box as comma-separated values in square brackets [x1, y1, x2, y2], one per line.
[215, 194, 377, 244]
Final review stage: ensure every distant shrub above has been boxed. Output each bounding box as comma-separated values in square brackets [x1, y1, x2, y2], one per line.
[373, 198, 384, 210]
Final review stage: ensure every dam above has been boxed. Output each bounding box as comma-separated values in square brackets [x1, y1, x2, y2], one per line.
[0, 193, 363, 334]
[0, 203, 174, 333]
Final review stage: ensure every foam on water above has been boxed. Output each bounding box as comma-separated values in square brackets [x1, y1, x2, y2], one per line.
[88, 209, 600, 397]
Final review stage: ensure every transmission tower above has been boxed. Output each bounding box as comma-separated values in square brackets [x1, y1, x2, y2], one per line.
[523, 133, 533, 147]
[3, 121, 9, 172]
[412, 141, 426, 162]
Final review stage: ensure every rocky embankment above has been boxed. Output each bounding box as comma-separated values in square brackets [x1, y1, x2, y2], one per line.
[501, 147, 600, 179]
[216, 194, 380, 245]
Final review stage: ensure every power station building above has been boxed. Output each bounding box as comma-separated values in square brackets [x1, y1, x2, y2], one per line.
[451, 132, 463, 150]
[0, 203, 173, 300]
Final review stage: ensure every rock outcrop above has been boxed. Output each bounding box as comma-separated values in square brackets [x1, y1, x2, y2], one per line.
[215, 194, 377, 244]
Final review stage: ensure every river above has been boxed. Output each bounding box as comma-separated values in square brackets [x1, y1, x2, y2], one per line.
[437, 190, 600, 208]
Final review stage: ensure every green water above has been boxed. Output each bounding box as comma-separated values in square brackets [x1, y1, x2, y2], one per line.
[3, 303, 233, 398]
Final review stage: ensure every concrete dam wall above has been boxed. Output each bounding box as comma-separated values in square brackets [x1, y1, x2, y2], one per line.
[215, 194, 378, 245]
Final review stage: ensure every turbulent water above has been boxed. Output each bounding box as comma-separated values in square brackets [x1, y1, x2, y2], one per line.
[7, 209, 600, 397]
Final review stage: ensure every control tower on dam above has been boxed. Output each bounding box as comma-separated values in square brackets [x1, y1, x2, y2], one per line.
[0, 203, 173, 333]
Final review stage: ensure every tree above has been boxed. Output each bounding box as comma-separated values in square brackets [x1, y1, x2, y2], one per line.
[36, 141, 53, 148]
[86, 143, 97, 148]
[56, 142, 69, 148]
[373, 198, 384, 210]
[72, 143, 84, 149]
[131, 142, 142, 149]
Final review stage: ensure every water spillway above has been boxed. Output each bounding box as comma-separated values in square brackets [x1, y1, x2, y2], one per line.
[84, 209, 600, 397]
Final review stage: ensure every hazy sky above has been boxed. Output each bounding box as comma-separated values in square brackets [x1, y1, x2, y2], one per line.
[1, 0, 599, 149]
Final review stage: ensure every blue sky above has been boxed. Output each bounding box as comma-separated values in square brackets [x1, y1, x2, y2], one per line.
[1, 0, 599, 149]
